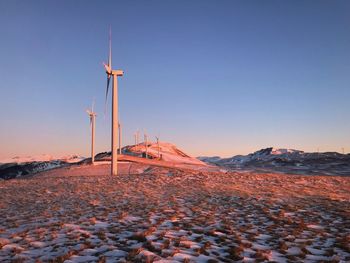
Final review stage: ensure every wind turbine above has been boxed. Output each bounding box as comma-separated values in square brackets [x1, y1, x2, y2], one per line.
[136, 130, 140, 145]
[103, 27, 124, 176]
[134, 132, 137, 145]
[144, 132, 148, 159]
[155, 135, 160, 159]
[86, 100, 97, 165]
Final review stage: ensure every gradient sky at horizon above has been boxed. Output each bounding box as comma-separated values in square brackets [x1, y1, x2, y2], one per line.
[0, 0, 350, 159]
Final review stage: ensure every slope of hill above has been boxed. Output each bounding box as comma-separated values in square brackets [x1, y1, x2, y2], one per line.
[199, 147, 350, 176]
[123, 142, 206, 166]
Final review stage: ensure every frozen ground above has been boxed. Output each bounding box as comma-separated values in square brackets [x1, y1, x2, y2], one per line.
[0, 162, 349, 262]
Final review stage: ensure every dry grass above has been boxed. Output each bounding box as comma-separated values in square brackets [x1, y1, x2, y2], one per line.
[0, 165, 349, 262]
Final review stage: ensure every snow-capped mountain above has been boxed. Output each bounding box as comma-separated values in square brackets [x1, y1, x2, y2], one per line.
[0, 154, 84, 165]
[199, 147, 350, 176]
[0, 154, 85, 179]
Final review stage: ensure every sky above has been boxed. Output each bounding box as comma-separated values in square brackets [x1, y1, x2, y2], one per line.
[0, 0, 350, 159]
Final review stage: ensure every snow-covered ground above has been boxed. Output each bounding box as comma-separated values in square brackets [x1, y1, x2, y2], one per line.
[0, 162, 349, 262]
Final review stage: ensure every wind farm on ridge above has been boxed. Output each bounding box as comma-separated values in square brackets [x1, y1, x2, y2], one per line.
[0, 1, 350, 262]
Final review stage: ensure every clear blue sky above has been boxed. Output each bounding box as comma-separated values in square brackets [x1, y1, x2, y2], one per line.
[0, 0, 349, 158]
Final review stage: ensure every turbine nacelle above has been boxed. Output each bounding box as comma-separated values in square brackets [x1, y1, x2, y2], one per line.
[86, 109, 97, 117]
[112, 69, 124, 76]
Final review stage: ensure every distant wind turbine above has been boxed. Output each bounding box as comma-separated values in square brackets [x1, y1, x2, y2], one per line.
[155, 135, 160, 159]
[134, 132, 137, 145]
[144, 132, 148, 159]
[136, 130, 140, 145]
[86, 100, 97, 165]
[103, 27, 124, 176]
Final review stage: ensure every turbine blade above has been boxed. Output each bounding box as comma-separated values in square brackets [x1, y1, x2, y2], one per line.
[103, 26, 112, 119]
[104, 76, 111, 117]
[103, 62, 111, 73]
[109, 26, 112, 68]
[92, 98, 95, 113]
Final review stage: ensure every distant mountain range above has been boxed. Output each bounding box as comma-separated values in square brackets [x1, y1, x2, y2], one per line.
[198, 147, 350, 176]
[2, 146, 349, 179]
[0, 155, 85, 179]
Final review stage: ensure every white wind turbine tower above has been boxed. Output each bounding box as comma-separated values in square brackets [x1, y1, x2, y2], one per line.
[103, 27, 124, 176]
[144, 132, 148, 159]
[134, 132, 137, 145]
[86, 100, 97, 165]
[155, 135, 160, 159]
[136, 130, 140, 145]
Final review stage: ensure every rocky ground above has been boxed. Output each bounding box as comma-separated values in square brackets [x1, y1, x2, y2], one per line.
[0, 162, 349, 262]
